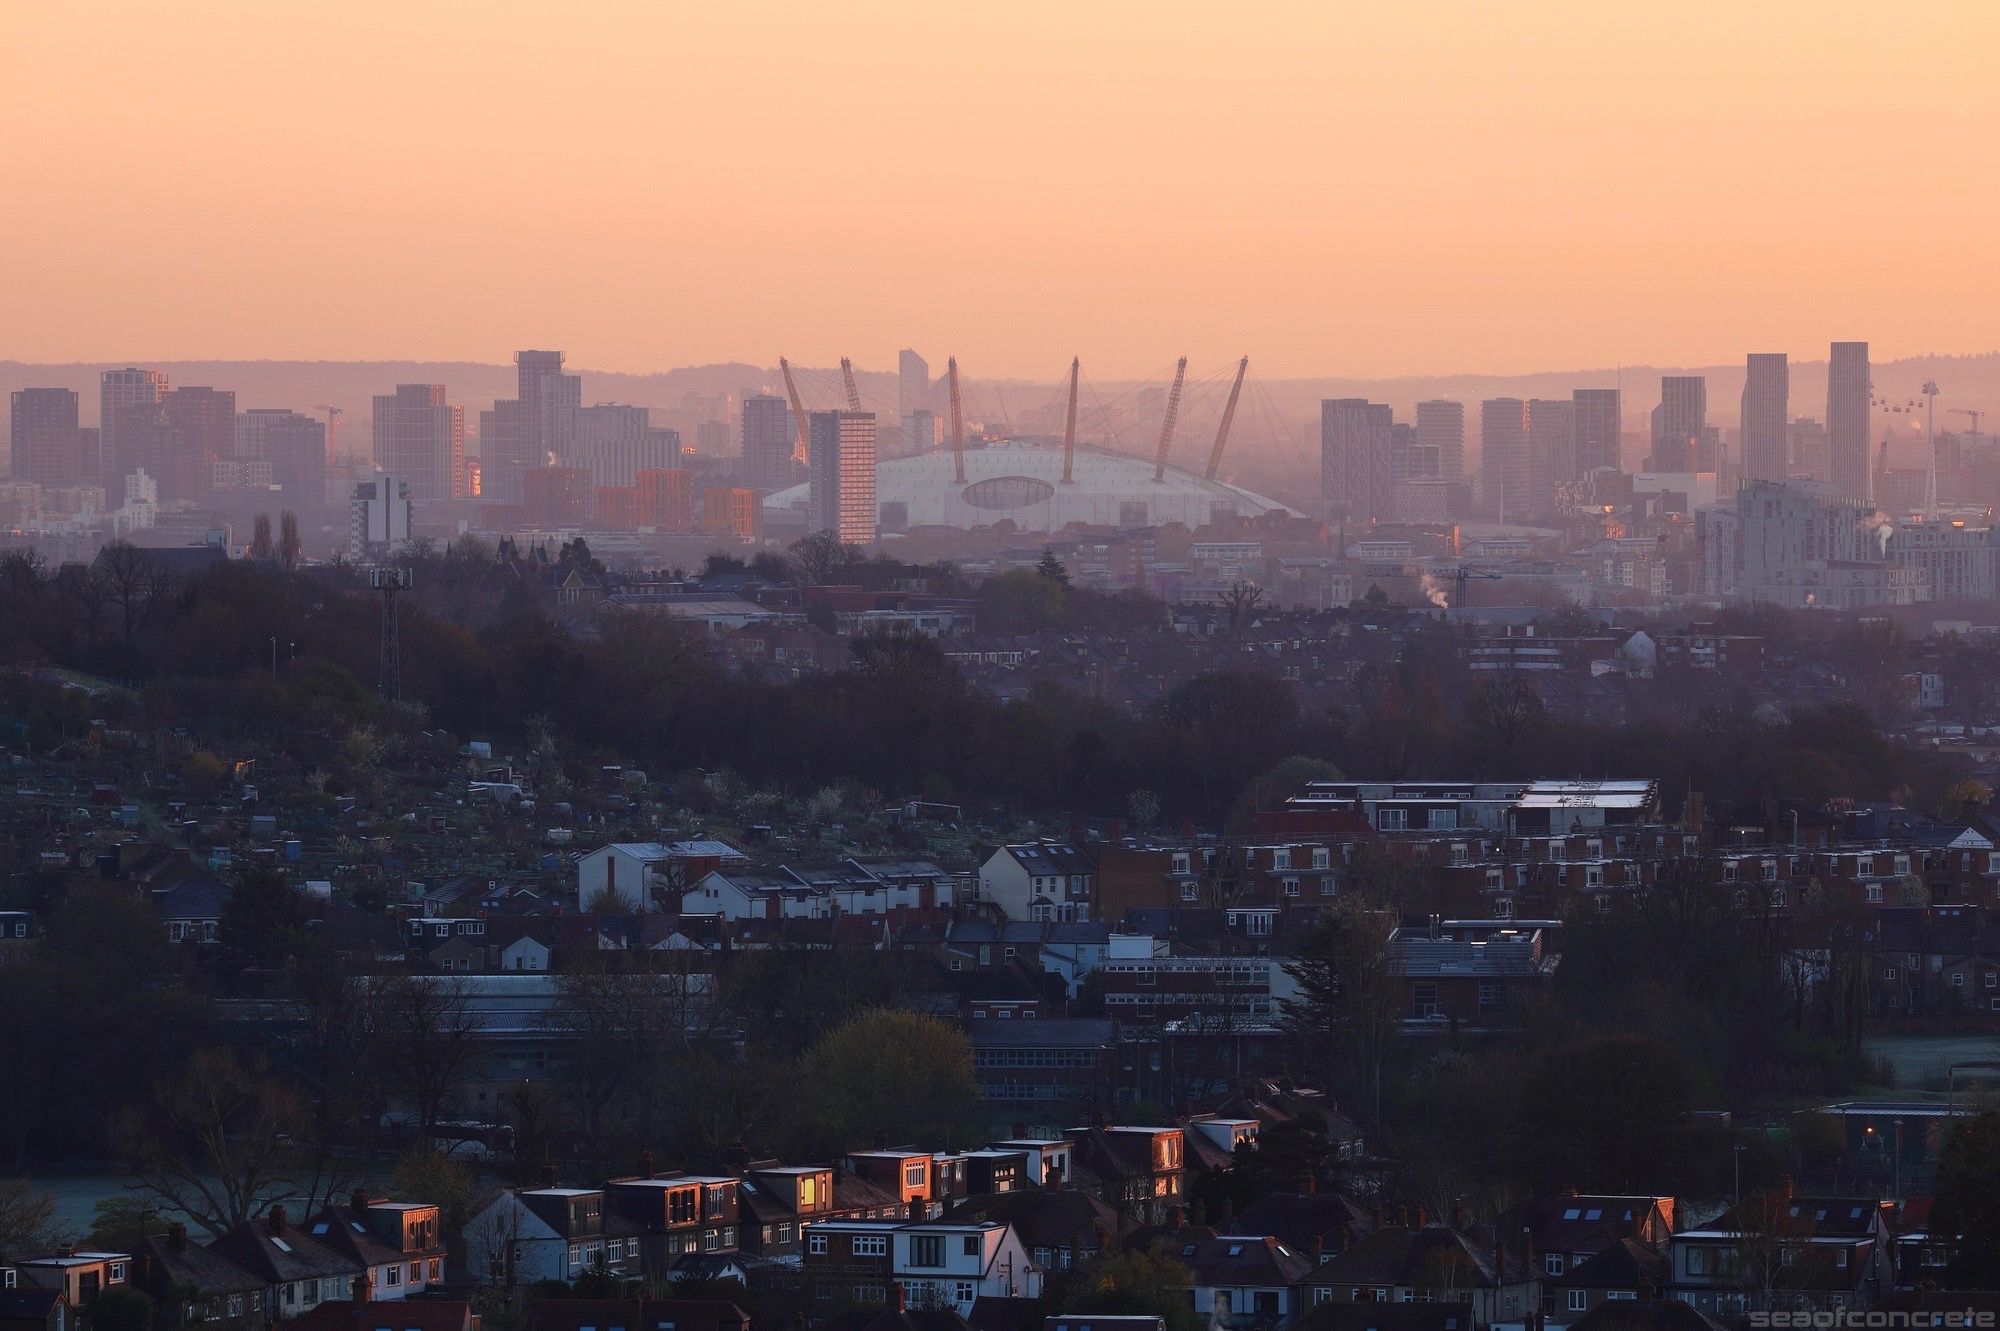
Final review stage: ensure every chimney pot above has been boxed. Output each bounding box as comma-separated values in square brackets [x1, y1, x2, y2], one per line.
[892, 1284, 906, 1313]
[268, 1206, 287, 1235]
[352, 1189, 371, 1212]
[168, 1223, 187, 1252]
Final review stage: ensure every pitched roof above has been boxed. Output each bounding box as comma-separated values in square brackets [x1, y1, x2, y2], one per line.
[206, 1213, 362, 1286]
[1230, 1193, 1376, 1255]
[1557, 1238, 1666, 1290]
[1173, 1234, 1313, 1287]
[1307, 1226, 1500, 1289]
[137, 1232, 266, 1296]
[944, 1189, 1119, 1248]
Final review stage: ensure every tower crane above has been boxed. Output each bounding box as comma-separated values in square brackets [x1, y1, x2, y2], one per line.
[779, 358, 811, 466]
[948, 357, 966, 485]
[839, 358, 862, 413]
[313, 405, 343, 456]
[1451, 564, 1503, 606]
[1952, 408, 1985, 436]
[1204, 356, 1250, 480]
[1152, 356, 1188, 483]
[1060, 357, 1080, 484]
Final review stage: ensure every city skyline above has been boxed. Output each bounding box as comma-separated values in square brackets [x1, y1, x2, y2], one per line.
[6, 2, 1999, 379]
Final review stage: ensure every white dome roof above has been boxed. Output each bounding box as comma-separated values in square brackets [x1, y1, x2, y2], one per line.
[765, 440, 1295, 533]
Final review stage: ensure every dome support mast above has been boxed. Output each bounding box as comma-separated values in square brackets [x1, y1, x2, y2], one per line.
[1153, 356, 1188, 482]
[948, 356, 967, 485]
[1205, 356, 1249, 480]
[1061, 357, 1080, 484]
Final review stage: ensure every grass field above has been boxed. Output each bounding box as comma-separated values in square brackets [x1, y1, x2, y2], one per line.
[1863, 1031, 2000, 1095]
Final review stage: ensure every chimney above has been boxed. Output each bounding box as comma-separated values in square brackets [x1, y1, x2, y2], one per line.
[1414, 1207, 1427, 1229]
[892, 1284, 907, 1313]
[1451, 1198, 1465, 1231]
[352, 1189, 371, 1212]
[1495, 1230, 1505, 1284]
[1312, 1237, 1324, 1265]
[1011, 1122, 1029, 1140]
[268, 1206, 287, 1235]
[1521, 1226, 1535, 1277]
[541, 1163, 560, 1188]
[1777, 1175, 1795, 1200]
[1169, 1207, 1187, 1233]
[907, 1199, 925, 1222]
[168, 1223, 187, 1252]
[1303, 1175, 1316, 1195]
[639, 1150, 656, 1177]
[352, 1274, 370, 1303]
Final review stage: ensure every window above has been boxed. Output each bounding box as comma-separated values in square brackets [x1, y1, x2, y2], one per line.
[1478, 980, 1501, 1012]
[853, 1236, 888, 1258]
[1414, 982, 1439, 1018]
[1378, 809, 1407, 831]
[1568, 1291, 1588, 1313]
[1544, 1254, 1564, 1277]
[1180, 883, 1198, 902]
[799, 1176, 817, 1206]
[1283, 877, 1300, 897]
[953, 1282, 976, 1305]
[963, 1236, 980, 1256]
[1866, 884, 1883, 904]
[910, 1236, 945, 1267]
[905, 1161, 928, 1189]
[109, 1263, 126, 1283]
[385, 1266, 401, 1287]
[807, 1233, 828, 1255]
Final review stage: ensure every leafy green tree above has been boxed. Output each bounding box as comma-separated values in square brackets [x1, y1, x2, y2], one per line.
[797, 1010, 976, 1151]
[219, 869, 310, 969]
[1054, 1250, 1204, 1331]
[1511, 1036, 1701, 1193]
[92, 1288, 155, 1331]
[1279, 903, 1400, 1129]
[1036, 549, 1070, 589]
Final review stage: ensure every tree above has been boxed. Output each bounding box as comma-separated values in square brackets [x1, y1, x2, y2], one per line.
[1054, 1250, 1204, 1331]
[121, 1047, 303, 1238]
[797, 1010, 976, 1150]
[92, 541, 168, 642]
[790, 531, 860, 586]
[1511, 1036, 1700, 1193]
[218, 868, 310, 969]
[87, 1195, 167, 1254]
[1928, 1110, 2000, 1288]
[1037, 549, 1070, 589]
[0, 1179, 58, 1254]
[92, 1288, 155, 1331]
[1218, 581, 1265, 629]
[1279, 902, 1400, 1130]
[249, 515, 274, 562]
[365, 976, 480, 1137]
[278, 511, 302, 570]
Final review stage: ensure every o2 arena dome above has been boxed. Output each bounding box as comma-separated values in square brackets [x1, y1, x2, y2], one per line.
[765, 440, 1297, 534]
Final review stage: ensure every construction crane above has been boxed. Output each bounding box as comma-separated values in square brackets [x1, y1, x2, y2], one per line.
[947, 356, 966, 485]
[1952, 408, 1985, 436]
[779, 357, 811, 466]
[1204, 356, 1250, 480]
[1451, 564, 1503, 607]
[1922, 379, 1940, 520]
[839, 357, 862, 413]
[1060, 358, 1080, 484]
[313, 405, 343, 456]
[1152, 356, 1188, 482]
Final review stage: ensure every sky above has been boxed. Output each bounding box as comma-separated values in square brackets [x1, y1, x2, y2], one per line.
[5, 0, 1999, 381]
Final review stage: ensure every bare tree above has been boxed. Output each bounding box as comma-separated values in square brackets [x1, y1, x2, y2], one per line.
[366, 976, 481, 1138]
[91, 542, 168, 642]
[121, 1048, 302, 1238]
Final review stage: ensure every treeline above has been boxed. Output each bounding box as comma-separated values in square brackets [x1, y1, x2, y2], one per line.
[0, 546, 1967, 823]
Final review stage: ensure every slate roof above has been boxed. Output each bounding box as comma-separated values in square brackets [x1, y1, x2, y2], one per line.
[1306, 1226, 1501, 1289]
[944, 1188, 1119, 1249]
[1289, 1302, 1473, 1331]
[207, 1212, 363, 1287]
[136, 1231, 265, 1296]
[1230, 1193, 1377, 1257]
[1567, 1301, 1726, 1331]
[1174, 1234, 1313, 1287]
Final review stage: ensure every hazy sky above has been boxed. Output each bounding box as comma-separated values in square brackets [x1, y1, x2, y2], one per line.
[6, 0, 1997, 380]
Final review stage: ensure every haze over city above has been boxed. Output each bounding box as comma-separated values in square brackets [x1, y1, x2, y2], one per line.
[8, 1, 2000, 378]
[9, 3, 2000, 1328]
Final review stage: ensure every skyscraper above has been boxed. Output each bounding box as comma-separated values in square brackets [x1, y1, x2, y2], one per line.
[1572, 388, 1622, 476]
[741, 394, 795, 490]
[1525, 398, 1575, 513]
[898, 349, 930, 420]
[517, 349, 581, 461]
[99, 367, 168, 488]
[1414, 400, 1465, 481]
[160, 386, 236, 502]
[9, 388, 81, 486]
[1828, 341, 1871, 503]
[372, 384, 465, 502]
[1741, 353, 1790, 484]
[235, 408, 328, 504]
[1479, 398, 1528, 519]
[808, 410, 877, 545]
[1649, 376, 1707, 473]
[478, 398, 533, 504]
[1320, 398, 1395, 524]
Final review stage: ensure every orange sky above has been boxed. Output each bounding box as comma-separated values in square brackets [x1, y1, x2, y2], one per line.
[5, 0, 1998, 380]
